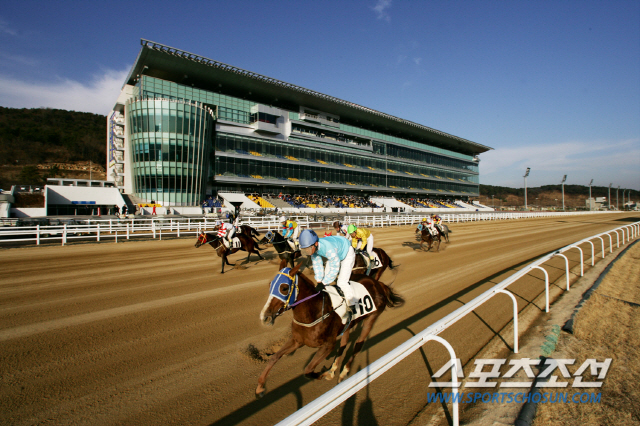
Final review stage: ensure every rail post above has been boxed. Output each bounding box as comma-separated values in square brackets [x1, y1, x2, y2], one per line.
[109, 219, 112, 234]
[63, 224, 67, 246]
[595, 236, 605, 258]
[605, 233, 613, 253]
[152, 220, 156, 238]
[495, 289, 519, 353]
[127, 223, 130, 240]
[586, 240, 595, 266]
[115, 229, 118, 243]
[569, 246, 584, 276]
[177, 222, 180, 238]
[530, 266, 550, 312]
[97, 223, 100, 242]
[553, 253, 571, 290]
[37, 225, 40, 245]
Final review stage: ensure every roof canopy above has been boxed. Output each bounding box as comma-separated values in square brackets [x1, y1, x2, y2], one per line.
[124, 40, 492, 157]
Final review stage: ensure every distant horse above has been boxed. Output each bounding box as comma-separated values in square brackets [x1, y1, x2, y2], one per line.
[436, 223, 451, 243]
[258, 230, 301, 268]
[352, 247, 395, 281]
[256, 259, 404, 397]
[238, 224, 261, 242]
[415, 224, 441, 251]
[195, 231, 263, 273]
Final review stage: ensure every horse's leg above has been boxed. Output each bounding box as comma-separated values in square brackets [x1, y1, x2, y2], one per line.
[256, 337, 302, 397]
[320, 328, 351, 381]
[339, 313, 380, 383]
[303, 340, 336, 380]
[375, 265, 386, 281]
[221, 255, 226, 274]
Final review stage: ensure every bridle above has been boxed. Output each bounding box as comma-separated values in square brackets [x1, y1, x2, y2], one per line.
[269, 270, 330, 326]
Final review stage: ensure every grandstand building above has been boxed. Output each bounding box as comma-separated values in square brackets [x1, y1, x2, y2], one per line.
[108, 39, 492, 206]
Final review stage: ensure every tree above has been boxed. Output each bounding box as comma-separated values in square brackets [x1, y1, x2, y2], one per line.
[17, 166, 43, 185]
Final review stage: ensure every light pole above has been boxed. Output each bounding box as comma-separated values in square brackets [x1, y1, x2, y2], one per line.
[561, 175, 567, 211]
[623, 189, 628, 210]
[588, 179, 594, 211]
[617, 186, 620, 210]
[608, 183, 612, 210]
[523, 167, 530, 210]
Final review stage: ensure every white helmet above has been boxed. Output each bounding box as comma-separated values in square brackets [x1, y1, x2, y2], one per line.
[279, 216, 286, 222]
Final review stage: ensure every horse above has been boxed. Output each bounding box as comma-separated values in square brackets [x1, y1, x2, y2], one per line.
[352, 247, 395, 281]
[238, 224, 261, 242]
[256, 259, 404, 397]
[436, 223, 452, 243]
[258, 230, 301, 268]
[195, 231, 264, 273]
[415, 224, 441, 251]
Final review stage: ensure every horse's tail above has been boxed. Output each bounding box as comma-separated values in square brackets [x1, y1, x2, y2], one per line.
[379, 282, 405, 308]
[379, 249, 395, 270]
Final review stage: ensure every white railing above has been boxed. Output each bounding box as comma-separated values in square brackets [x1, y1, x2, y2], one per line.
[0, 211, 623, 246]
[276, 221, 640, 426]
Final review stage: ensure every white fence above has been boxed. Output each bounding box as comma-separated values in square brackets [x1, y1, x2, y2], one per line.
[276, 221, 640, 426]
[0, 210, 622, 246]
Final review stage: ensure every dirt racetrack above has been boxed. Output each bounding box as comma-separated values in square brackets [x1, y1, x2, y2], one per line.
[1, 213, 638, 426]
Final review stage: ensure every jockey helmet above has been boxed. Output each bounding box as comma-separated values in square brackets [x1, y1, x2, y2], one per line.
[347, 224, 357, 234]
[299, 229, 319, 249]
[278, 215, 286, 223]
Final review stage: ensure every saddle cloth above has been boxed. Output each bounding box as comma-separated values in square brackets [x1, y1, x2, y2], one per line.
[324, 282, 378, 324]
[360, 251, 382, 270]
[223, 237, 242, 249]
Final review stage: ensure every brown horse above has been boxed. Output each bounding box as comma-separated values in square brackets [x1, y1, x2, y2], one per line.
[352, 247, 395, 281]
[416, 225, 441, 251]
[256, 259, 404, 397]
[195, 231, 263, 273]
[238, 224, 261, 242]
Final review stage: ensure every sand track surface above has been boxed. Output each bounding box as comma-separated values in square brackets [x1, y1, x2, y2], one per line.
[1, 213, 637, 426]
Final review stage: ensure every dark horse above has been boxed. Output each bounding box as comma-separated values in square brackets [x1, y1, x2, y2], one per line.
[238, 224, 261, 242]
[415, 224, 441, 251]
[258, 230, 301, 268]
[256, 259, 404, 397]
[436, 223, 452, 243]
[352, 248, 396, 281]
[195, 232, 263, 273]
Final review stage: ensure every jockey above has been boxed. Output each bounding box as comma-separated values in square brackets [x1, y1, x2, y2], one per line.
[421, 216, 437, 237]
[332, 221, 350, 239]
[280, 216, 300, 249]
[299, 229, 357, 316]
[348, 224, 374, 261]
[431, 214, 443, 233]
[216, 220, 235, 248]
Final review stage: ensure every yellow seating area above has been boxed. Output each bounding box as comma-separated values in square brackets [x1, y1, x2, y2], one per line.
[387, 169, 396, 173]
[247, 195, 274, 208]
[344, 163, 355, 168]
[285, 155, 299, 161]
[317, 159, 327, 165]
[249, 151, 262, 157]
[405, 172, 413, 175]
[288, 177, 300, 182]
[421, 173, 430, 178]
[250, 174, 263, 179]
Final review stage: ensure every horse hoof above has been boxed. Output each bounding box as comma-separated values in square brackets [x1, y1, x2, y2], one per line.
[255, 387, 265, 398]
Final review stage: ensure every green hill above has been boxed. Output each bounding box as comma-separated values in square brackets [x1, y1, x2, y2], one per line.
[0, 107, 106, 166]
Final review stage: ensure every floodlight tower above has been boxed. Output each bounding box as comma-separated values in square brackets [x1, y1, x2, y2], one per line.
[523, 167, 531, 210]
[561, 175, 567, 211]
[608, 183, 612, 210]
[588, 179, 594, 211]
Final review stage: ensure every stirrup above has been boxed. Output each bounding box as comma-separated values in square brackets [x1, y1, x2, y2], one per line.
[338, 307, 354, 337]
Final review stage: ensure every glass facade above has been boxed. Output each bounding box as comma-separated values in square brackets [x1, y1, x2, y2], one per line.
[126, 98, 214, 205]
[121, 75, 481, 202]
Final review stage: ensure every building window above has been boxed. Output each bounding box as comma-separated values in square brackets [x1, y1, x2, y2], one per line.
[250, 112, 278, 125]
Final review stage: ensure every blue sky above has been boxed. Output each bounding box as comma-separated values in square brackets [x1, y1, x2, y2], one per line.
[1, 0, 638, 191]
